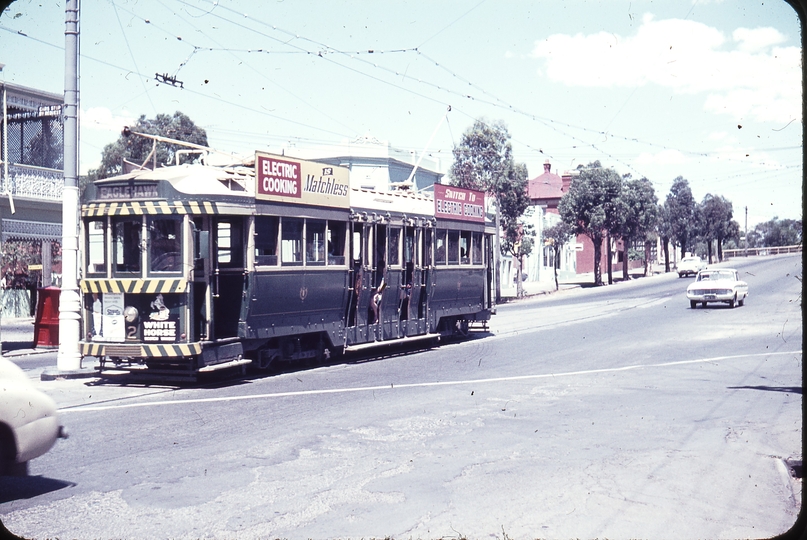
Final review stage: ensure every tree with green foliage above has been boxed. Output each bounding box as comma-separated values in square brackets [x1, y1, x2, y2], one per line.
[86, 111, 208, 182]
[497, 162, 533, 297]
[664, 176, 698, 259]
[542, 218, 574, 291]
[618, 176, 659, 278]
[558, 161, 623, 286]
[749, 217, 803, 247]
[699, 194, 735, 262]
[449, 119, 531, 299]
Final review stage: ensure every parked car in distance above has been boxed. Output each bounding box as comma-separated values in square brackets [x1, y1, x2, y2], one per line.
[686, 268, 749, 309]
[0, 357, 66, 475]
[677, 256, 707, 277]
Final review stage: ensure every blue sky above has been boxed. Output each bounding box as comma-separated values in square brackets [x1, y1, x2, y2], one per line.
[0, 0, 801, 228]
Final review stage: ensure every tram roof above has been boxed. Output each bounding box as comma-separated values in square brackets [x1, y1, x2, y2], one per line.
[349, 186, 434, 217]
[94, 163, 255, 198]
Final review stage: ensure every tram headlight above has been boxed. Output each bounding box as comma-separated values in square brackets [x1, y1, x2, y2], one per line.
[123, 306, 139, 323]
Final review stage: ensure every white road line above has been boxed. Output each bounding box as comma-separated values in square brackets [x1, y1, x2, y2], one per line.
[59, 350, 801, 413]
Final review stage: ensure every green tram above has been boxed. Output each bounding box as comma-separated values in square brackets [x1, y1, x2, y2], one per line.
[79, 152, 496, 380]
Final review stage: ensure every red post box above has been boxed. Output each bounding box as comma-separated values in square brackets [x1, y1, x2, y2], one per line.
[34, 286, 60, 348]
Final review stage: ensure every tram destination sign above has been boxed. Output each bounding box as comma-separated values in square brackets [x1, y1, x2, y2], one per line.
[433, 184, 485, 223]
[98, 183, 160, 201]
[255, 152, 350, 209]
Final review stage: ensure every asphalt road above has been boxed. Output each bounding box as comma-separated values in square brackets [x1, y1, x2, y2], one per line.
[0, 254, 802, 539]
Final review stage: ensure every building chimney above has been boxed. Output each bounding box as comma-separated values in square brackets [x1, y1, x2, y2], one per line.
[543, 160, 551, 174]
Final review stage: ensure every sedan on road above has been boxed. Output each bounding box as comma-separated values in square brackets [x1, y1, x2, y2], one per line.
[686, 268, 749, 309]
[0, 358, 66, 475]
[677, 256, 707, 277]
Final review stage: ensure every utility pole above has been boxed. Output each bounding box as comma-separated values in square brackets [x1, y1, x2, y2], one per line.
[744, 206, 748, 257]
[57, 0, 82, 371]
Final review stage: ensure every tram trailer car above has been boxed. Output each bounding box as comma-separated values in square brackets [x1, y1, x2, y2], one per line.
[79, 152, 496, 380]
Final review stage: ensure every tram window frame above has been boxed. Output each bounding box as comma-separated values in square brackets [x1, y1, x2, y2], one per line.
[447, 230, 460, 265]
[255, 216, 279, 266]
[403, 227, 416, 266]
[215, 219, 244, 269]
[388, 227, 401, 267]
[422, 228, 433, 267]
[112, 216, 143, 276]
[472, 232, 483, 265]
[351, 228, 362, 265]
[460, 230, 471, 265]
[327, 221, 347, 266]
[306, 219, 326, 266]
[86, 218, 107, 276]
[281, 217, 304, 266]
[435, 229, 447, 265]
[148, 217, 183, 274]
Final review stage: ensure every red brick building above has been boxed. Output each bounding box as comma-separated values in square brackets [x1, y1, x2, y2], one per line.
[526, 161, 614, 280]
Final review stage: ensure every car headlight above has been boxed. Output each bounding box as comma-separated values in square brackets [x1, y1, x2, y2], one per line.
[123, 306, 139, 323]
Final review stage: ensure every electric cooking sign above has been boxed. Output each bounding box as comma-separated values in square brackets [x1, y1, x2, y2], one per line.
[256, 152, 350, 208]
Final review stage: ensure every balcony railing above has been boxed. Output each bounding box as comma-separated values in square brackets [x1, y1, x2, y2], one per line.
[0, 163, 64, 201]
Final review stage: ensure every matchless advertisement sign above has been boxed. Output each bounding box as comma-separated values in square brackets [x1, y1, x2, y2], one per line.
[433, 184, 485, 223]
[255, 152, 350, 208]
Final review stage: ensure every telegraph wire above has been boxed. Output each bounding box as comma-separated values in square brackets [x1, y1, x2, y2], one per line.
[110, 0, 158, 116]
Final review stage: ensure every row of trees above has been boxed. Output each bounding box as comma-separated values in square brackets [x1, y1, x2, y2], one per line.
[746, 217, 802, 248]
[446, 119, 755, 290]
[548, 165, 743, 287]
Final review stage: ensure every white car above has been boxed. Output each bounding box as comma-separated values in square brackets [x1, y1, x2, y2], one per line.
[0, 357, 66, 475]
[686, 268, 749, 309]
[677, 256, 707, 277]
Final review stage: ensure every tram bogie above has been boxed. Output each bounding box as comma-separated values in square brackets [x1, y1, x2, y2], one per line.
[79, 152, 496, 381]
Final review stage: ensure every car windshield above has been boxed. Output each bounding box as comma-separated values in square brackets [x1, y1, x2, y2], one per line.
[698, 271, 733, 281]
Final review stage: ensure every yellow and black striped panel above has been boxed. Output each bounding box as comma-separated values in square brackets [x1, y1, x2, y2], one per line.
[81, 342, 203, 358]
[81, 278, 187, 294]
[82, 200, 219, 217]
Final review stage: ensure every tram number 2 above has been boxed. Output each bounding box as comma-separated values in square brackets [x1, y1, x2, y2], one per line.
[127, 326, 137, 340]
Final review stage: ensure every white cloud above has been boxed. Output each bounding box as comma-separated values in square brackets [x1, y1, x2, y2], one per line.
[733, 27, 787, 53]
[634, 148, 689, 165]
[81, 107, 134, 133]
[530, 14, 801, 123]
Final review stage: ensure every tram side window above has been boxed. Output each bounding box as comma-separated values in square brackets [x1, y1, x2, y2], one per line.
[388, 227, 401, 266]
[149, 218, 182, 273]
[306, 219, 326, 266]
[281, 217, 303, 265]
[422, 228, 433, 267]
[327, 221, 346, 265]
[460, 230, 471, 265]
[404, 227, 416, 265]
[448, 230, 460, 265]
[472, 232, 483, 264]
[351, 229, 362, 265]
[255, 216, 279, 266]
[86, 218, 106, 275]
[435, 229, 447, 265]
[216, 219, 244, 268]
[113, 217, 142, 274]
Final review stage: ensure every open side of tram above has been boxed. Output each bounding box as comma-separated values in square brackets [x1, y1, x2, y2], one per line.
[79, 152, 496, 380]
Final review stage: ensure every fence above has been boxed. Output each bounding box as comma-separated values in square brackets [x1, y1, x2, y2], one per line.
[723, 244, 802, 259]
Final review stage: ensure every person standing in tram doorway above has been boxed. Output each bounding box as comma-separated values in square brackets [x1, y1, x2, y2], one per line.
[370, 259, 387, 324]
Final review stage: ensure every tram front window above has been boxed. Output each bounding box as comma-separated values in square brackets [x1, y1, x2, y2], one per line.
[149, 218, 182, 273]
[86, 218, 106, 275]
[113, 217, 142, 274]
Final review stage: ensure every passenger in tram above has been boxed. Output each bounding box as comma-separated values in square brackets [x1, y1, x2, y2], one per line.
[370, 259, 387, 324]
